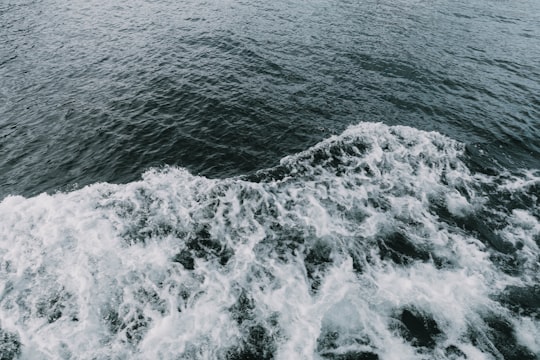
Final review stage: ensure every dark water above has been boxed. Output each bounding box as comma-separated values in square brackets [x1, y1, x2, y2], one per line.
[1, 0, 538, 197]
[0, 0, 539, 359]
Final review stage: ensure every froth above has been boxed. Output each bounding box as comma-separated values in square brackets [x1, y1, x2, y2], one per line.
[0, 122, 538, 359]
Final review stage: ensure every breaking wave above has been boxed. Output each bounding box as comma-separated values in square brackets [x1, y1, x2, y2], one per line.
[0, 122, 538, 359]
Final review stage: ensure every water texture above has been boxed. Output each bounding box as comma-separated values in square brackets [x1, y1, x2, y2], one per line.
[0, 0, 539, 359]
[1, 123, 539, 359]
[1, 0, 539, 197]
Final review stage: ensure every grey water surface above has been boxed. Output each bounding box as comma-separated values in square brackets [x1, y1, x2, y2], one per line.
[1, 0, 538, 197]
[0, 0, 539, 359]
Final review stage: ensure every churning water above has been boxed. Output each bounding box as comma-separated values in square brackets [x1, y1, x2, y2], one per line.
[0, 0, 539, 359]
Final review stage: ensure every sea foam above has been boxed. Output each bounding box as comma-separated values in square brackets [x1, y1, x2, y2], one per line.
[0, 122, 538, 359]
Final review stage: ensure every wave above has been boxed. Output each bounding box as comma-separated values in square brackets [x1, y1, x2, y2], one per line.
[0, 122, 538, 359]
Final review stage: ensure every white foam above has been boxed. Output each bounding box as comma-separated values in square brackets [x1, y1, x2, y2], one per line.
[513, 317, 540, 356]
[0, 122, 538, 359]
[445, 191, 472, 217]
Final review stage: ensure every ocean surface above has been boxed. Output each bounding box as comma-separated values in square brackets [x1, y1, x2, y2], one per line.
[0, 0, 539, 359]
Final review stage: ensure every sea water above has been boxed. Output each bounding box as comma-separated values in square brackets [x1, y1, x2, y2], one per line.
[0, 0, 539, 359]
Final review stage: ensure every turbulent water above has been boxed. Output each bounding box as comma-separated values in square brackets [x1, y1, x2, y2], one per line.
[1, 0, 539, 359]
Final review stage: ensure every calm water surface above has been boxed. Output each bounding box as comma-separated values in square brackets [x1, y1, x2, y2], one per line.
[1, 0, 538, 197]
